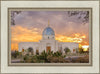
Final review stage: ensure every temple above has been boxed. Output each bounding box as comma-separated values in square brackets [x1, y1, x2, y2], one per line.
[18, 21, 79, 55]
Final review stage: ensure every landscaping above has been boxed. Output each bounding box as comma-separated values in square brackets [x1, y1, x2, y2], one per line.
[11, 47, 89, 63]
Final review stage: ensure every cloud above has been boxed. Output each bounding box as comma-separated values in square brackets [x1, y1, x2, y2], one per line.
[55, 33, 88, 45]
[11, 11, 89, 50]
[11, 25, 42, 50]
[11, 25, 89, 50]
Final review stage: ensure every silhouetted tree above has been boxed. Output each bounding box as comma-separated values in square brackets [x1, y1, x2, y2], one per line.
[11, 11, 89, 25]
[79, 47, 84, 53]
[11, 11, 21, 25]
[67, 11, 89, 24]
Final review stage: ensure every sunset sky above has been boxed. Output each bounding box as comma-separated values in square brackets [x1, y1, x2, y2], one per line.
[11, 11, 89, 51]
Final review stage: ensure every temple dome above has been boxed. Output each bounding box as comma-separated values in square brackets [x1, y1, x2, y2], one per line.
[42, 27, 55, 36]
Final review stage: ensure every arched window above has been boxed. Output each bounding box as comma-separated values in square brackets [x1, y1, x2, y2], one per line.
[73, 49, 75, 53]
[28, 47, 33, 52]
[27, 47, 33, 55]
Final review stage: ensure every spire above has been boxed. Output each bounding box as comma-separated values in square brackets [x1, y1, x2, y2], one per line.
[48, 20, 50, 26]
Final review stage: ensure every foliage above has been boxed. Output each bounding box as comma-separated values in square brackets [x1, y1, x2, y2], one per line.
[27, 47, 33, 55]
[11, 11, 89, 25]
[53, 51, 62, 57]
[21, 50, 89, 63]
[11, 50, 19, 58]
[22, 50, 68, 63]
[28, 47, 33, 52]
[39, 50, 48, 62]
[64, 47, 71, 54]
[11, 11, 21, 25]
[23, 55, 28, 62]
[67, 11, 89, 24]
[79, 47, 84, 53]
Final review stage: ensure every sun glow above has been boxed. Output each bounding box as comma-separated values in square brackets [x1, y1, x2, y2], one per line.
[55, 33, 87, 44]
[82, 45, 89, 51]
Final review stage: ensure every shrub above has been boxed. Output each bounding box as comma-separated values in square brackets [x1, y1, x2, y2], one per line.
[64, 47, 71, 54]
[79, 47, 84, 53]
[53, 51, 62, 57]
[11, 50, 19, 58]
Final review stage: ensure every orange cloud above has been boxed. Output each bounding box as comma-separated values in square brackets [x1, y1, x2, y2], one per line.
[11, 25, 42, 50]
[11, 26, 89, 51]
[55, 33, 88, 44]
[11, 43, 18, 51]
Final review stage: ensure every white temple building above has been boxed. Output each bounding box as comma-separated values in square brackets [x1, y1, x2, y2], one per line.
[18, 22, 79, 55]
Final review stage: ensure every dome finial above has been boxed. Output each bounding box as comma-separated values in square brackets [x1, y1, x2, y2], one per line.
[48, 20, 50, 26]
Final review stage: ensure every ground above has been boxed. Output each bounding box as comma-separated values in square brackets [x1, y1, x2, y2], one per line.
[11, 52, 89, 63]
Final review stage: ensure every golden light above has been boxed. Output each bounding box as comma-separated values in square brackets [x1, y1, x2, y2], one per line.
[81, 35, 86, 38]
[55, 33, 86, 44]
[11, 25, 89, 51]
[74, 33, 80, 37]
[79, 44, 82, 48]
[82, 45, 89, 51]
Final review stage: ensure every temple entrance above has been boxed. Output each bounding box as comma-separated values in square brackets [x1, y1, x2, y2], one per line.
[46, 46, 51, 53]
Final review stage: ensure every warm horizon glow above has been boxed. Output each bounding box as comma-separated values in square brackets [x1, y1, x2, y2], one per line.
[82, 45, 89, 51]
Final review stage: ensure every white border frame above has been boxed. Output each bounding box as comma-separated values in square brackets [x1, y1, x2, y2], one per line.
[1, 1, 99, 73]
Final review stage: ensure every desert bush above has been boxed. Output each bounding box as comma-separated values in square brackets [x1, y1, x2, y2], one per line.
[47, 55, 52, 62]
[53, 51, 62, 57]
[23, 55, 28, 62]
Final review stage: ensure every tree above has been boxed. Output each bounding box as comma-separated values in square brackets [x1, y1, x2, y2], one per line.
[13, 50, 19, 58]
[28, 47, 33, 52]
[64, 47, 71, 54]
[67, 11, 89, 24]
[11, 11, 89, 26]
[11, 11, 21, 25]
[23, 55, 28, 63]
[53, 51, 62, 57]
[27, 47, 33, 55]
[79, 47, 84, 53]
